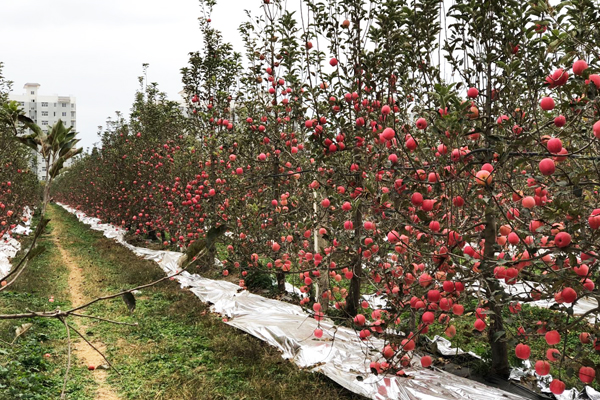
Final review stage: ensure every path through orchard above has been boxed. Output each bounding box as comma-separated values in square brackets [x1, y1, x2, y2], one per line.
[0, 204, 364, 400]
[49, 206, 121, 400]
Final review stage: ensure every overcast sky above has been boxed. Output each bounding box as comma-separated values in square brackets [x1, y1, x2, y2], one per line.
[0, 1, 269, 151]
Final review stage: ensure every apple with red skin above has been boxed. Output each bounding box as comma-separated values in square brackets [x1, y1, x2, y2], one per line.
[475, 170, 492, 186]
[589, 209, 600, 229]
[545, 330, 560, 345]
[539, 158, 555, 176]
[554, 232, 571, 248]
[540, 97, 555, 110]
[420, 355, 432, 368]
[561, 287, 577, 303]
[522, 197, 535, 209]
[572, 59, 588, 75]
[535, 360, 550, 375]
[580, 332, 591, 344]
[594, 120, 600, 139]
[381, 128, 395, 140]
[401, 339, 415, 351]
[550, 379, 565, 395]
[579, 366, 595, 384]
[515, 343, 531, 360]
[467, 87, 479, 98]
[546, 138, 562, 153]
[554, 115, 566, 127]
[474, 318, 486, 331]
[545, 69, 568, 88]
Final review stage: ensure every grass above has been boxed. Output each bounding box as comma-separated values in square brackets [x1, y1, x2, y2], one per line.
[0, 217, 95, 400]
[41, 204, 366, 400]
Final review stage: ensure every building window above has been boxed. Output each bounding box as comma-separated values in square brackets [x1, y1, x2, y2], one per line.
[41, 121, 48, 126]
[42, 111, 48, 116]
[18, 101, 24, 107]
[62, 103, 67, 107]
[71, 111, 75, 117]
[62, 112, 67, 117]
[71, 120, 76, 127]
[54, 103, 57, 107]
[71, 104, 75, 109]
[41, 102, 48, 107]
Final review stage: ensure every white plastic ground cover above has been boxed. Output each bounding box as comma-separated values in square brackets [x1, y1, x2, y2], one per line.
[0, 236, 21, 277]
[57, 203, 532, 400]
[0, 206, 32, 277]
[510, 363, 600, 400]
[499, 280, 599, 323]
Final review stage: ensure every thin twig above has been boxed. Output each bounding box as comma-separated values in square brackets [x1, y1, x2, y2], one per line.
[65, 251, 202, 314]
[0, 255, 199, 321]
[67, 323, 121, 376]
[69, 312, 138, 327]
[0, 259, 30, 292]
[60, 317, 72, 400]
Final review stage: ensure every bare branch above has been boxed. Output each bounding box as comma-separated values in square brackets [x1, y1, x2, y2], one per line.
[60, 317, 72, 400]
[67, 323, 121, 376]
[69, 312, 138, 327]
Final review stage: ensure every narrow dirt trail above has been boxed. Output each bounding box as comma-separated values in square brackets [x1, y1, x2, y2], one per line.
[51, 210, 121, 400]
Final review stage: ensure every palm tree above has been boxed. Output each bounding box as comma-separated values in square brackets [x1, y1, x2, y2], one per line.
[2, 100, 82, 214]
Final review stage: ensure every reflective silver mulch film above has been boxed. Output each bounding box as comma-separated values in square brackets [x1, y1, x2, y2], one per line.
[0, 207, 32, 277]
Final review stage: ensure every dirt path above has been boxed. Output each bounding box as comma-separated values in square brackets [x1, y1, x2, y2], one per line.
[52, 217, 121, 400]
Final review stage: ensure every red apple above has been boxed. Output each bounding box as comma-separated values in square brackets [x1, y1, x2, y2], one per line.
[573, 59, 588, 76]
[539, 158, 555, 176]
[515, 343, 531, 360]
[540, 97, 555, 110]
[550, 379, 565, 395]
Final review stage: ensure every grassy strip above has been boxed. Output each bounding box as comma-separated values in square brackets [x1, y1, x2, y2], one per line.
[50, 204, 366, 400]
[0, 216, 95, 400]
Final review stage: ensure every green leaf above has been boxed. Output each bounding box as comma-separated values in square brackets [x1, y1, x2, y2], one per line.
[17, 114, 34, 125]
[16, 136, 39, 151]
[493, 330, 506, 342]
[27, 245, 46, 260]
[49, 156, 65, 179]
[34, 218, 50, 237]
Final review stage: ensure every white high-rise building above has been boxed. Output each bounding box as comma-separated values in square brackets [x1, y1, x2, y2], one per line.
[9, 83, 77, 180]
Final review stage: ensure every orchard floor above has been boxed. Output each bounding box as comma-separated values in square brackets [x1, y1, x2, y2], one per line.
[0, 204, 366, 400]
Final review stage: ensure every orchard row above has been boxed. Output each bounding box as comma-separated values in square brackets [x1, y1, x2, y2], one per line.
[51, 0, 600, 394]
[0, 63, 39, 240]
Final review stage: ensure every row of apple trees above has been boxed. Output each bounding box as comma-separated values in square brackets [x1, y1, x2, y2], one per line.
[52, 0, 600, 393]
[0, 63, 39, 239]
